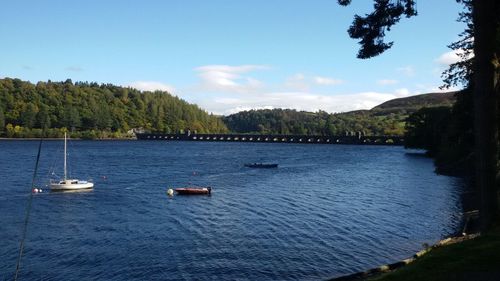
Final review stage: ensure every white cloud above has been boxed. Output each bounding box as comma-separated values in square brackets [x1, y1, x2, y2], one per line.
[285, 73, 309, 91]
[432, 49, 473, 79]
[194, 67, 345, 98]
[284, 74, 343, 91]
[224, 105, 275, 115]
[313, 76, 343, 86]
[377, 79, 398, 85]
[186, 64, 423, 115]
[127, 81, 176, 93]
[432, 86, 460, 92]
[418, 84, 460, 93]
[195, 64, 268, 94]
[196, 89, 416, 115]
[397, 66, 415, 77]
[435, 49, 473, 67]
[435, 50, 461, 66]
[394, 88, 413, 97]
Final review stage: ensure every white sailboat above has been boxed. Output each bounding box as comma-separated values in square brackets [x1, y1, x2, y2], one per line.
[50, 132, 94, 191]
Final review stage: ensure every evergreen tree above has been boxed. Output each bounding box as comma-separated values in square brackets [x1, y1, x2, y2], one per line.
[338, 0, 499, 229]
[0, 78, 228, 138]
[0, 107, 5, 132]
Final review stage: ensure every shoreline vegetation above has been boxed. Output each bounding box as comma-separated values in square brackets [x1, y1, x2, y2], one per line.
[328, 225, 500, 281]
[0, 78, 455, 140]
[0, 78, 228, 140]
[328, 187, 489, 281]
[0, 130, 137, 140]
[0, 137, 136, 141]
[367, 225, 500, 281]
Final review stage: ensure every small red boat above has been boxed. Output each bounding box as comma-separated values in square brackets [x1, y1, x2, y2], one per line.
[174, 187, 212, 195]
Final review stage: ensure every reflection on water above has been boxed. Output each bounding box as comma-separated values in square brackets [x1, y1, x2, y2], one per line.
[0, 140, 464, 281]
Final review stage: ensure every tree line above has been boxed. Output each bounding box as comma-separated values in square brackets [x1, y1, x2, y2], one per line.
[1, 77, 451, 140]
[405, 89, 474, 176]
[223, 108, 407, 136]
[0, 78, 228, 138]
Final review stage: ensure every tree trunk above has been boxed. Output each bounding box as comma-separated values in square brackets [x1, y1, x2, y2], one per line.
[472, 0, 498, 231]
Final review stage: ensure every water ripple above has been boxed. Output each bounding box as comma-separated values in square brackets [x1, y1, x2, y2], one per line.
[0, 141, 464, 280]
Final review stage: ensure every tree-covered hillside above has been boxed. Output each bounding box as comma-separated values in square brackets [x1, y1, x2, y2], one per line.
[0, 77, 457, 138]
[0, 78, 228, 138]
[223, 109, 405, 136]
[223, 92, 456, 136]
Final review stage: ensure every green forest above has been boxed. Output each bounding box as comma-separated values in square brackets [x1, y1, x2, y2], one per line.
[0, 77, 457, 139]
[0, 78, 228, 138]
[223, 92, 455, 136]
[223, 109, 406, 136]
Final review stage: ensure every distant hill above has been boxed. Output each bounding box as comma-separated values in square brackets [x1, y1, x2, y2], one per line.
[223, 92, 457, 136]
[371, 92, 456, 114]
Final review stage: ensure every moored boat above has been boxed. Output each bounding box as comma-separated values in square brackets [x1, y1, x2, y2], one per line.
[244, 163, 278, 168]
[50, 132, 94, 191]
[174, 187, 212, 195]
[50, 179, 94, 191]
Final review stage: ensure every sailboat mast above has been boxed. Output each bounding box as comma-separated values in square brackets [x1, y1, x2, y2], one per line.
[64, 132, 67, 180]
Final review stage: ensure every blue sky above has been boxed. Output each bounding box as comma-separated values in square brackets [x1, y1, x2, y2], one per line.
[1, 0, 466, 115]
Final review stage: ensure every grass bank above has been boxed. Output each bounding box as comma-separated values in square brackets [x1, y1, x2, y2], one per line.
[370, 224, 500, 281]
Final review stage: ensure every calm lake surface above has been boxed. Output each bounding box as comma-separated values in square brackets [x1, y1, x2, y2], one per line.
[0, 140, 464, 280]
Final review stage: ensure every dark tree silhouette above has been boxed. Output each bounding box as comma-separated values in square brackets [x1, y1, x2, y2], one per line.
[339, 0, 499, 230]
[338, 0, 417, 59]
[404, 106, 451, 156]
[471, 0, 499, 230]
[441, 1, 473, 89]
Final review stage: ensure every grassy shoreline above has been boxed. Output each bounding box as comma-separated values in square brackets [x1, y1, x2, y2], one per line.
[327, 183, 498, 281]
[369, 224, 500, 281]
[328, 223, 500, 281]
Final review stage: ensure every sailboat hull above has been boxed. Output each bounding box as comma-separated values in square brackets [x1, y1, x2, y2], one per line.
[50, 180, 94, 191]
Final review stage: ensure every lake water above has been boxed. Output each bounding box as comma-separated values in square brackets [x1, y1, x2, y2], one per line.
[0, 140, 464, 280]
